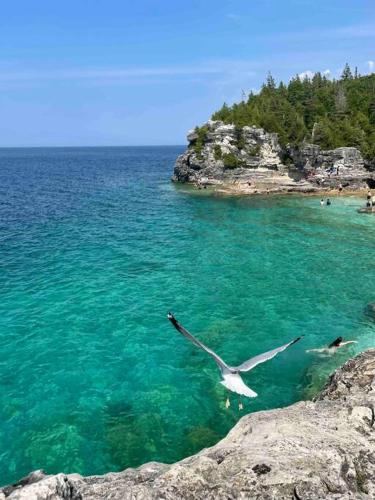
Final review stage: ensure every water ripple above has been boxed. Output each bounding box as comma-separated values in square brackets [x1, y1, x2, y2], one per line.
[0, 146, 374, 484]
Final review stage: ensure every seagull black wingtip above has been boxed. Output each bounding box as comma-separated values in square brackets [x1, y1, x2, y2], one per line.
[291, 335, 304, 346]
[167, 312, 178, 327]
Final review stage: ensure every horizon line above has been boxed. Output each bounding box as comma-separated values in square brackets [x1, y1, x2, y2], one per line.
[0, 144, 187, 149]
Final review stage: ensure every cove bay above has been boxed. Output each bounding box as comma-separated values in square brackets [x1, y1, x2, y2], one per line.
[0, 146, 374, 485]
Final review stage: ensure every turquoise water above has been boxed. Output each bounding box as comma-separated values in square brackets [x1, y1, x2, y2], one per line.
[0, 146, 374, 485]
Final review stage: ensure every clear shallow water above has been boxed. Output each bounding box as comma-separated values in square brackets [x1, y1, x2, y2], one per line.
[0, 146, 374, 484]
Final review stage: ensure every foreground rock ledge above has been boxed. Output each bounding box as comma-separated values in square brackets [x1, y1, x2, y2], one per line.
[2, 350, 375, 499]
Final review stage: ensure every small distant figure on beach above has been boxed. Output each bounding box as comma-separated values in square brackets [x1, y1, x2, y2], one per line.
[320, 199, 324, 206]
[306, 336, 357, 354]
[365, 191, 374, 210]
[326, 198, 331, 206]
[338, 183, 343, 193]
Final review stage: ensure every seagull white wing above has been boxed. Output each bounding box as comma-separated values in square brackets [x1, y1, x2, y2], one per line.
[234, 336, 302, 373]
[167, 313, 230, 372]
[221, 372, 257, 398]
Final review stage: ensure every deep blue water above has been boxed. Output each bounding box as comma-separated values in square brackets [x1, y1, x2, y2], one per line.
[0, 146, 374, 485]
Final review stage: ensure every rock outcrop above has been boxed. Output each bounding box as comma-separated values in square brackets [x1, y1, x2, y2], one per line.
[365, 302, 375, 319]
[287, 144, 372, 190]
[174, 121, 285, 187]
[173, 121, 374, 194]
[2, 349, 375, 499]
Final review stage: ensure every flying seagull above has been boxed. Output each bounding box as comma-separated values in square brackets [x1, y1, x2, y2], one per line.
[167, 313, 302, 400]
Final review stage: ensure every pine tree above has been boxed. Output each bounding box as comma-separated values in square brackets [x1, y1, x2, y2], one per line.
[210, 69, 375, 160]
[265, 72, 276, 90]
[369, 98, 375, 125]
[341, 63, 353, 80]
[334, 85, 347, 116]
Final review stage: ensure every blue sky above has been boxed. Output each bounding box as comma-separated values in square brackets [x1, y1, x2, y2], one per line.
[0, 0, 374, 146]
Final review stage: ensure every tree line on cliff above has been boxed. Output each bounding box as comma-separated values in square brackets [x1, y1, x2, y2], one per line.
[210, 64, 375, 160]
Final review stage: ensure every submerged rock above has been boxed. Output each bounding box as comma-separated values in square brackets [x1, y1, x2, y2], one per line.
[173, 120, 374, 194]
[365, 302, 375, 319]
[2, 349, 375, 499]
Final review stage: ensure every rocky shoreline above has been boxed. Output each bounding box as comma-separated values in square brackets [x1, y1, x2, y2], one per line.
[2, 349, 375, 499]
[173, 121, 375, 196]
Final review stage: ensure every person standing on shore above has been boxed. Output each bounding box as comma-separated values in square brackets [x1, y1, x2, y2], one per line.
[366, 190, 372, 210]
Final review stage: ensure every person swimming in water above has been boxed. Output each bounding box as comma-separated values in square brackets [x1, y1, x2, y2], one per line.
[306, 336, 357, 354]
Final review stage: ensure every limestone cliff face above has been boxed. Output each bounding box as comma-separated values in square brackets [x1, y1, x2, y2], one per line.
[174, 121, 374, 193]
[2, 349, 375, 499]
[174, 121, 285, 185]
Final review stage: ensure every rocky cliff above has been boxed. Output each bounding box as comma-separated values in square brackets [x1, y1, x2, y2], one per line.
[173, 121, 375, 194]
[2, 349, 375, 499]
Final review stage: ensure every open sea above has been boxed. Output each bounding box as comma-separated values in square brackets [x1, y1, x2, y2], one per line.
[0, 146, 374, 485]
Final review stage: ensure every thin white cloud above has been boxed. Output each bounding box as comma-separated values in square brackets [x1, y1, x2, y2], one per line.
[0, 60, 258, 87]
[326, 24, 375, 38]
[265, 23, 375, 43]
[368, 60, 375, 72]
[298, 70, 314, 80]
[227, 13, 241, 22]
[298, 69, 331, 80]
[0, 65, 223, 82]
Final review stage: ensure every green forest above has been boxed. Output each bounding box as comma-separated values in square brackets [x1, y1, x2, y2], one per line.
[210, 64, 375, 160]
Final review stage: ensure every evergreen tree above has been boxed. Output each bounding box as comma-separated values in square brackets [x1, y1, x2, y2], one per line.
[334, 85, 347, 116]
[369, 99, 375, 125]
[266, 72, 276, 90]
[210, 70, 375, 160]
[341, 63, 353, 80]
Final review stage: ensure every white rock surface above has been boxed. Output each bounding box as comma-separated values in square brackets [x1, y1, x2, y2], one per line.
[174, 121, 374, 193]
